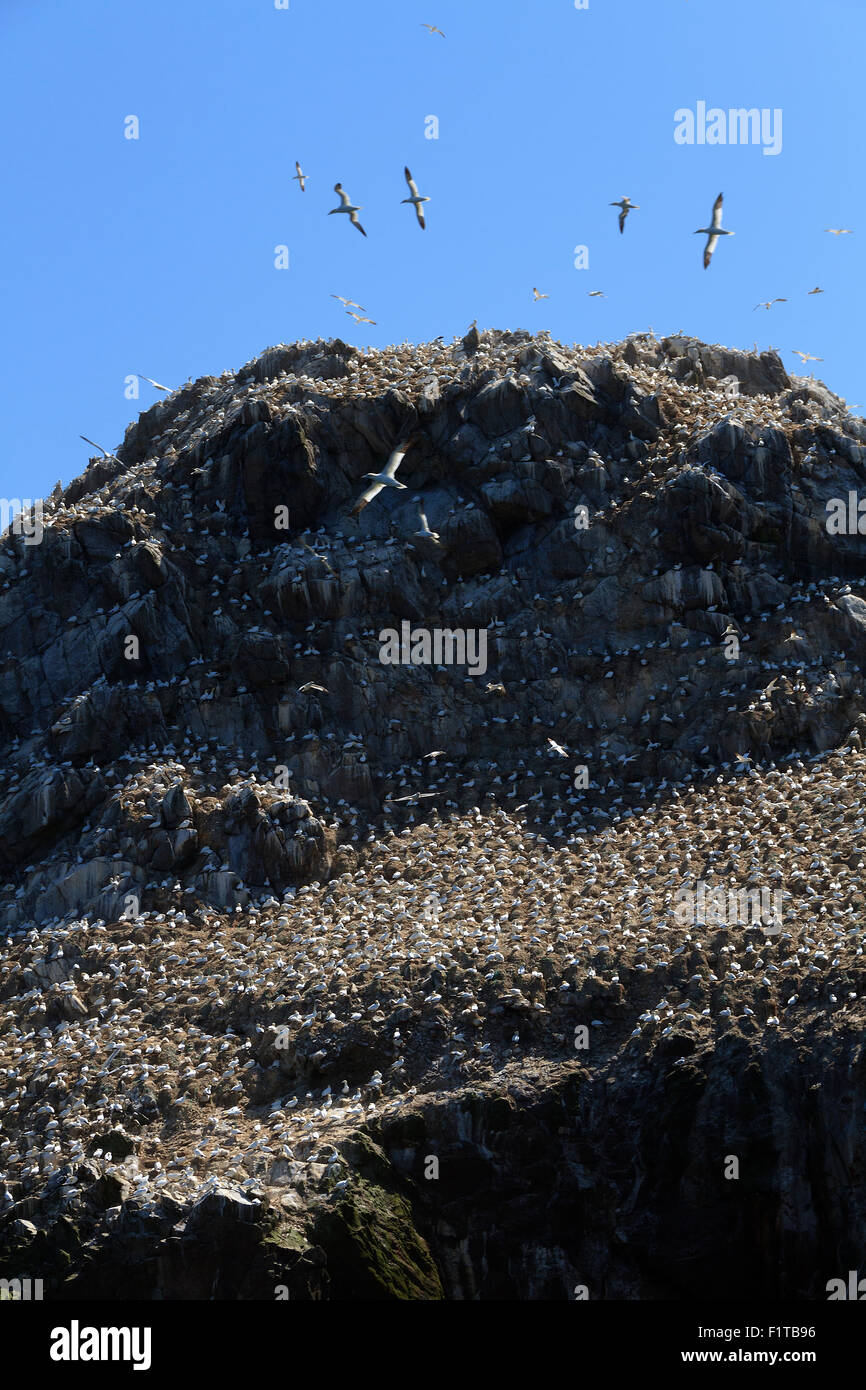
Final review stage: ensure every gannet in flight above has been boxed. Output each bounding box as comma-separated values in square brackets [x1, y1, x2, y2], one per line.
[532, 287, 549, 301]
[293, 161, 307, 193]
[422, 750, 446, 761]
[350, 437, 417, 516]
[421, 23, 445, 36]
[329, 184, 366, 236]
[136, 372, 170, 391]
[807, 286, 825, 294]
[825, 227, 852, 235]
[587, 290, 605, 298]
[414, 499, 440, 542]
[694, 193, 733, 269]
[401, 167, 429, 229]
[754, 299, 786, 310]
[792, 349, 823, 364]
[331, 294, 365, 310]
[79, 436, 116, 460]
[346, 310, 377, 324]
[299, 682, 328, 694]
[610, 196, 639, 234]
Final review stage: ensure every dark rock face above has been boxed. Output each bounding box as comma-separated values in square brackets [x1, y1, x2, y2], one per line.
[1, 328, 865, 1300]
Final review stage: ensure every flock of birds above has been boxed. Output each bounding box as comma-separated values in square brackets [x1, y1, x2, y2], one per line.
[9, 209, 866, 1240]
[1, 742, 863, 1212]
[288, 166, 431, 242]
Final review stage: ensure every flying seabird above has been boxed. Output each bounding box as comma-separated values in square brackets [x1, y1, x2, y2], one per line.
[79, 436, 116, 459]
[350, 436, 417, 516]
[293, 161, 307, 193]
[547, 738, 568, 757]
[401, 167, 429, 229]
[792, 350, 823, 364]
[346, 310, 377, 324]
[610, 197, 639, 234]
[421, 23, 445, 36]
[694, 193, 733, 269]
[825, 228, 852, 235]
[331, 294, 365, 310]
[532, 287, 549, 301]
[587, 290, 605, 298]
[414, 500, 440, 543]
[754, 299, 786, 310]
[136, 373, 170, 391]
[807, 286, 825, 295]
[298, 682, 328, 694]
[329, 184, 366, 237]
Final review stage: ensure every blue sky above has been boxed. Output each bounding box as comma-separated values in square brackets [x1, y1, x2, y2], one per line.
[1, 0, 863, 508]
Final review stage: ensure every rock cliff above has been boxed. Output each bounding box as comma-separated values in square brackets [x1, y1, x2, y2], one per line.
[1, 328, 864, 1299]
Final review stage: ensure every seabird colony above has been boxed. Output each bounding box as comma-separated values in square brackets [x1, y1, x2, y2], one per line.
[2, 326, 864, 1230]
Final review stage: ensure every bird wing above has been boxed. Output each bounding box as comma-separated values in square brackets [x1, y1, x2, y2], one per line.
[79, 435, 109, 458]
[415, 202, 426, 229]
[618, 208, 626, 234]
[335, 184, 351, 207]
[383, 443, 411, 478]
[350, 481, 383, 516]
[138, 373, 169, 390]
[703, 234, 718, 269]
[404, 166, 419, 197]
[711, 193, 724, 229]
[350, 211, 367, 236]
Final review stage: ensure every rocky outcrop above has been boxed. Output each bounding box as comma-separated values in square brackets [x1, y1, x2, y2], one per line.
[1, 328, 865, 1300]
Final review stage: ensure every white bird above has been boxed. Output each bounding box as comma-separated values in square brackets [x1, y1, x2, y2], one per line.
[694, 192, 734, 269]
[329, 184, 366, 237]
[350, 437, 417, 516]
[807, 286, 825, 295]
[346, 310, 376, 325]
[79, 436, 115, 459]
[401, 167, 429, 229]
[587, 290, 605, 298]
[331, 294, 365, 310]
[610, 196, 639, 234]
[825, 227, 852, 235]
[136, 373, 170, 391]
[754, 299, 786, 311]
[547, 738, 567, 757]
[415, 499, 440, 542]
[293, 161, 307, 193]
[298, 682, 328, 694]
[421, 23, 445, 37]
[792, 349, 823, 364]
[532, 287, 549, 301]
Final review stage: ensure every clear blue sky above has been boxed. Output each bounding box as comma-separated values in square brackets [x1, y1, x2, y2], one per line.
[1, 0, 863, 507]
